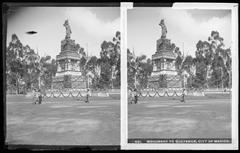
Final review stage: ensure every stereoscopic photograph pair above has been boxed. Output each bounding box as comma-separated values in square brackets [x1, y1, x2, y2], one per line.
[2, 2, 238, 150]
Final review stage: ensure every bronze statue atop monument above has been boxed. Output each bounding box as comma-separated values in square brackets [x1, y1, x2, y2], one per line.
[63, 19, 72, 39]
[159, 19, 167, 39]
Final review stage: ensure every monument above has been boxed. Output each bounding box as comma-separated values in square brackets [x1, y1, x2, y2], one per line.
[52, 20, 86, 89]
[148, 19, 182, 88]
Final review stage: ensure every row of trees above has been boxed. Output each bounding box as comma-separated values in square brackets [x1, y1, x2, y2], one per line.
[127, 49, 152, 89]
[6, 31, 120, 94]
[6, 30, 231, 93]
[82, 31, 120, 89]
[127, 31, 232, 89]
[181, 31, 232, 89]
[6, 34, 58, 94]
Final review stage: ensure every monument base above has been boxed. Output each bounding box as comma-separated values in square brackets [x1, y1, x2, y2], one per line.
[148, 74, 182, 88]
[52, 75, 86, 89]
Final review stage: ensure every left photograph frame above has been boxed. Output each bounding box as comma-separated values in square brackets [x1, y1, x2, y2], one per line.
[2, 3, 121, 150]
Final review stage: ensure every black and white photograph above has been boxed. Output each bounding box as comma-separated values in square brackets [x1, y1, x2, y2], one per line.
[4, 4, 120, 147]
[126, 4, 238, 148]
[2, 2, 238, 151]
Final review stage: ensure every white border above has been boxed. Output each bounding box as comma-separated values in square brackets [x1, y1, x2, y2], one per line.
[120, 2, 133, 149]
[231, 2, 239, 150]
[121, 2, 238, 150]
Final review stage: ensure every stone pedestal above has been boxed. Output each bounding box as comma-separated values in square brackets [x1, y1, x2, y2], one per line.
[52, 37, 86, 89]
[148, 74, 182, 88]
[52, 75, 86, 89]
[148, 37, 182, 89]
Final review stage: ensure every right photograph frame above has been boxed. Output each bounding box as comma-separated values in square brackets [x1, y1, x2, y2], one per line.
[123, 3, 238, 150]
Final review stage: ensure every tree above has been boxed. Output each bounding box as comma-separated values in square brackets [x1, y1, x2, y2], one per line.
[127, 49, 153, 89]
[85, 56, 101, 89]
[39, 55, 57, 90]
[98, 41, 111, 89]
[208, 31, 231, 88]
[98, 31, 121, 89]
[6, 34, 59, 93]
[21, 45, 41, 91]
[6, 34, 25, 94]
[127, 49, 135, 88]
[112, 31, 121, 88]
[189, 31, 231, 89]
[138, 58, 153, 88]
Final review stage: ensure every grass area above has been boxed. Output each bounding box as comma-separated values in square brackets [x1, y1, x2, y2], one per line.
[5, 93, 232, 145]
[6, 95, 120, 145]
[128, 94, 231, 139]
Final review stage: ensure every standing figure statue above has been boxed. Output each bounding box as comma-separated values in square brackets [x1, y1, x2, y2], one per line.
[63, 19, 72, 39]
[159, 19, 167, 39]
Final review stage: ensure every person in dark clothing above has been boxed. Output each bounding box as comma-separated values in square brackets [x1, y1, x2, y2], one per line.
[33, 89, 42, 104]
[33, 89, 38, 104]
[85, 88, 90, 103]
[38, 89, 43, 104]
[180, 88, 186, 103]
[133, 88, 138, 104]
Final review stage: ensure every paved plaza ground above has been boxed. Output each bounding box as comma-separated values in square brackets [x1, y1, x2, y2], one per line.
[128, 94, 231, 140]
[6, 95, 120, 146]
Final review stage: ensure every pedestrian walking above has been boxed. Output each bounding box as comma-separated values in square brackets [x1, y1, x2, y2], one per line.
[33, 89, 43, 104]
[33, 89, 40, 104]
[129, 89, 134, 104]
[85, 88, 90, 103]
[180, 88, 186, 103]
[38, 89, 43, 104]
[32, 89, 38, 104]
[133, 88, 138, 104]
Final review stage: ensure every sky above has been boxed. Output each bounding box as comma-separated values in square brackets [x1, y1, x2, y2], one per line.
[6, 7, 232, 60]
[7, 7, 120, 58]
[127, 7, 232, 58]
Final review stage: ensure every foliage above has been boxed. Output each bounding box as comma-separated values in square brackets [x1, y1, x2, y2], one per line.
[6, 31, 121, 93]
[126, 31, 231, 90]
[6, 34, 57, 93]
[127, 49, 153, 89]
[192, 31, 231, 88]
[6, 30, 231, 93]
[98, 31, 121, 89]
